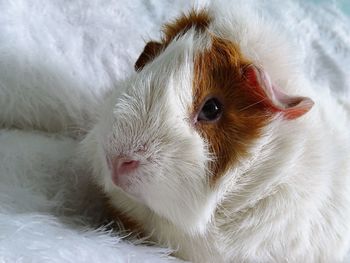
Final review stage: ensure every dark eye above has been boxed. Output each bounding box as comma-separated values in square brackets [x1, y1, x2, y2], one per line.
[197, 98, 223, 122]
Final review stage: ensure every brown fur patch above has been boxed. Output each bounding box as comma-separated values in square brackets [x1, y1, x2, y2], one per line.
[162, 9, 211, 44]
[193, 37, 271, 181]
[135, 41, 163, 71]
[135, 10, 211, 71]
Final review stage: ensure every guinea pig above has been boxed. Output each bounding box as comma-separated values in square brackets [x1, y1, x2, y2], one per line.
[80, 2, 350, 263]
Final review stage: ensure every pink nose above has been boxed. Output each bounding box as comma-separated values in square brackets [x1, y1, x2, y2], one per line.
[113, 157, 140, 176]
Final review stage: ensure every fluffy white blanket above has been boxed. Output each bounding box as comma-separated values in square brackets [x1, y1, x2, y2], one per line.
[0, 0, 349, 262]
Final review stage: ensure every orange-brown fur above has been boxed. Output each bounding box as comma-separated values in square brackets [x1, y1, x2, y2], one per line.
[192, 37, 271, 181]
[162, 9, 211, 44]
[135, 41, 163, 71]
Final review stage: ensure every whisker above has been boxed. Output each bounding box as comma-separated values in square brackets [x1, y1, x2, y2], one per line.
[238, 98, 267, 112]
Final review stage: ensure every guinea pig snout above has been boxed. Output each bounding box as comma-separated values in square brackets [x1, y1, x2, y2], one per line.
[109, 156, 140, 186]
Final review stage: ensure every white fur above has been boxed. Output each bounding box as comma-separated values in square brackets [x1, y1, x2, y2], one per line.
[82, 1, 350, 262]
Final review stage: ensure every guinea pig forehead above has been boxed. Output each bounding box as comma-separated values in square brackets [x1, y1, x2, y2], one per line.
[192, 36, 250, 103]
[135, 34, 207, 111]
[165, 33, 211, 109]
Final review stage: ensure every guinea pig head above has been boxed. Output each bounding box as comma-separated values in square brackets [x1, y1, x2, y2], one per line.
[85, 10, 314, 235]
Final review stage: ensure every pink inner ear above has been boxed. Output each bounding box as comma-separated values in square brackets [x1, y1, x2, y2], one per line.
[244, 65, 314, 120]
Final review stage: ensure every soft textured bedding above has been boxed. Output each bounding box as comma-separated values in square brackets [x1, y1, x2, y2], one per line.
[0, 0, 350, 262]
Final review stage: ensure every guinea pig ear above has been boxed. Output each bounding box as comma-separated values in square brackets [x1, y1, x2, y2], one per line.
[243, 65, 314, 120]
[135, 41, 163, 71]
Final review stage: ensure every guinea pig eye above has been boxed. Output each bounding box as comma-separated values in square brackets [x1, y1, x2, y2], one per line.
[197, 97, 223, 122]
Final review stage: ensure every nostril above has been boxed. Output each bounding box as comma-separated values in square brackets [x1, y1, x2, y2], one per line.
[113, 157, 140, 177]
[120, 159, 139, 172]
[108, 155, 141, 186]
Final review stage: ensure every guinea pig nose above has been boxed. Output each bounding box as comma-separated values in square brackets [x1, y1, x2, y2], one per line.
[113, 157, 140, 176]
